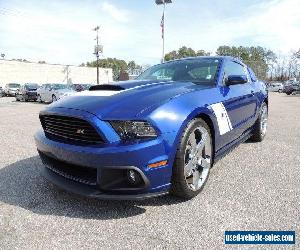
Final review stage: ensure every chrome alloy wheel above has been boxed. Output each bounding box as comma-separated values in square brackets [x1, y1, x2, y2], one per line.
[184, 126, 212, 191]
[260, 105, 268, 136]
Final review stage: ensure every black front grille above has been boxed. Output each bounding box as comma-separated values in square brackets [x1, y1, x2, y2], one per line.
[27, 91, 37, 96]
[39, 151, 97, 185]
[40, 114, 104, 145]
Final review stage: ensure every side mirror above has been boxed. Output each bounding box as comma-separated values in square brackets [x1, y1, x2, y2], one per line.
[226, 75, 248, 86]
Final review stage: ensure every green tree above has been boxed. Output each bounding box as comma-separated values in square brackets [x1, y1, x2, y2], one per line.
[164, 50, 178, 61]
[127, 61, 136, 75]
[178, 46, 196, 58]
[196, 50, 210, 56]
[216, 45, 274, 79]
[164, 47, 210, 61]
[87, 58, 128, 80]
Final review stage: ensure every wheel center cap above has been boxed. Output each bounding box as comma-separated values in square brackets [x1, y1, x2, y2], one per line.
[192, 156, 200, 165]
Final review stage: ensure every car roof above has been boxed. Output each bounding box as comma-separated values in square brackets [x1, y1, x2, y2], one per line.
[159, 56, 245, 66]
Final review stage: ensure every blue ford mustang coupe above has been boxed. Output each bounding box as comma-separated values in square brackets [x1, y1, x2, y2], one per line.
[35, 56, 268, 200]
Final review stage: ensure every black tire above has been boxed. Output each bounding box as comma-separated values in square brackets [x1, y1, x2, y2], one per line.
[170, 118, 213, 199]
[250, 102, 268, 142]
[52, 95, 57, 102]
[37, 95, 42, 103]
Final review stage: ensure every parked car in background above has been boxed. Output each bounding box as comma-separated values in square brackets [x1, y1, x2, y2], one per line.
[268, 82, 283, 92]
[15, 83, 40, 102]
[70, 84, 85, 92]
[0, 86, 4, 97]
[284, 80, 296, 86]
[4, 83, 21, 96]
[83, 84, 94, 90]
[283, 82, 300, 95]
[71, 84, 94, 92]
[37, 83, 76, 103]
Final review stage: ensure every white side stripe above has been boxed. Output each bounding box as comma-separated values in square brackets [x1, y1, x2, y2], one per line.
[210, 103, 233, 135]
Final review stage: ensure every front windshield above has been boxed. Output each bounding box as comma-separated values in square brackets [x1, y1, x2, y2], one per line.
[8, 83, 20, 88]
[52, 84, 70, 90]
[25, 84, 39, 89]
[137, 58, 220, 85]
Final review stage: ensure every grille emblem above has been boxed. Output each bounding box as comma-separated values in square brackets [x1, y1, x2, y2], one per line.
[76, 129, 85, 134]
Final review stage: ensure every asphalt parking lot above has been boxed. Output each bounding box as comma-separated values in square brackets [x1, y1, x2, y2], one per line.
[0, 93, 299, 250]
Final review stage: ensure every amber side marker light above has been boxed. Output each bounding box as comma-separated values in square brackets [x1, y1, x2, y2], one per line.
[148, 160, 168, 169]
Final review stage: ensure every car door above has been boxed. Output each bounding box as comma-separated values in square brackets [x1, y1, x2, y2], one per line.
[44, 84, 52, 102]
[21, 85, 26, 98]
[39, 85, 46, 101]
[218, 60, 258, 145]
[16, 86, 21, 99]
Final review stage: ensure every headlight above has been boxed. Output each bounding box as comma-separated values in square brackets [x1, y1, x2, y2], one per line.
[110, 121, 157, 140]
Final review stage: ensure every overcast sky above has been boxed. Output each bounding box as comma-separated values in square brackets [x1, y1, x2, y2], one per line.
[0, 0, 299, 65]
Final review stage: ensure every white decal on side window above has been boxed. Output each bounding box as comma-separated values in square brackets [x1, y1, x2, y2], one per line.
[210, 103, 233, 135]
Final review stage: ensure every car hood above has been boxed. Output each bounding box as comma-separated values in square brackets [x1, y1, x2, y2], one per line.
[48, 80, 212, 119]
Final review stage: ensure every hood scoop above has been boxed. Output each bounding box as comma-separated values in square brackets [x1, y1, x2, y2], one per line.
[89, 84, 125, 91]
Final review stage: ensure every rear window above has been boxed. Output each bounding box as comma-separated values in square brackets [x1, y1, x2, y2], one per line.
[8, 83, 21, 88]
[25, 84, 39, 89]
[52, 84, 70, 90]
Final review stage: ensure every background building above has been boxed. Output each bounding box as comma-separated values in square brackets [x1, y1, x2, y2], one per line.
[0, 60, 113, 87]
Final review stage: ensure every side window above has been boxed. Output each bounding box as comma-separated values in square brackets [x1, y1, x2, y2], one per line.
[224, 61, 246, 76]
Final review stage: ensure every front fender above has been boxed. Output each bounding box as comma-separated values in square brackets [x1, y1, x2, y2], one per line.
[148, 100, 218, 168]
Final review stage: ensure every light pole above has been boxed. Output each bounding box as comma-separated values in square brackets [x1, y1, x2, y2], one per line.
[93, 26, 101, 84]
[155, 0, 172, 63]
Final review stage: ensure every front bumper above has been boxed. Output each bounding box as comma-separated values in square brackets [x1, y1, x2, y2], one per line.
[41, 166, 168, 200]
[35, 129, 173, 200]
[25, 92, 37, 100]
[7, 90, 16, 96]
